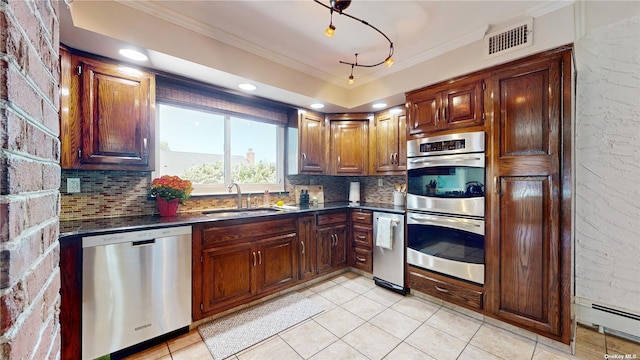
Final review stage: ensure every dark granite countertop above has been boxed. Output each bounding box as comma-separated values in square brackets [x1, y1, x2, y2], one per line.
[59, 201, 405, 240]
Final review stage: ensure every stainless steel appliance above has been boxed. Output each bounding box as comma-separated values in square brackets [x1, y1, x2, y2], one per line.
[82, 226, 192, 359]
[373, 212, 406, 294]
[406, 131, 486, 284]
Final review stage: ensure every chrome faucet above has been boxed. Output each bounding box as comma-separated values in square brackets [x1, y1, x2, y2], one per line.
[227, 181, 242, 208]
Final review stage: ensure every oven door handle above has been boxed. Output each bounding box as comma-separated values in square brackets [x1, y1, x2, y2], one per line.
[408, 214, 484, 235]
[409, 156, 482, 165]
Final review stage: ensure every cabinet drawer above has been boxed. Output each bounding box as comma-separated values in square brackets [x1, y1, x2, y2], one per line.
[352, 247, 372, 273]
[202, 218, 296, 247]
[317, 211, 348, 226]
[409, 267, 483, 310]
[352, 226, 372, 249]
[351, 210, 372, 225]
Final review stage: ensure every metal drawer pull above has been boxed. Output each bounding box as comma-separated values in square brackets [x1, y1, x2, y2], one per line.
[356, 256, 366, 262]
[252, 251, 257, 267]
[300, 241, 305, 254]
[258, 250, 262, 265]
[356, 216, 365, 220]
[356, 235, 366, 239]
[434, 286, 450, 293]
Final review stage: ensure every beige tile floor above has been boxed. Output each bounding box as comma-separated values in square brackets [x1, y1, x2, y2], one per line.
[125, 272, 640, 360]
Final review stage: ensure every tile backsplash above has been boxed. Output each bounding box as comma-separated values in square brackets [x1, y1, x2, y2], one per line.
[60, 171, 406, 221]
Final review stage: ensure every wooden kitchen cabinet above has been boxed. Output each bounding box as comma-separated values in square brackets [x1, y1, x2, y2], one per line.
[484, 47, 572, 343]
[298, 110, 326, 173]
[371, 106, 407, 174]
[351, 209, 373, 273]
[316, 210, 349, 275]
[328, 114, 369, 175]
[193, 217, 298, 320]
[406, 75, 485, 138]
[59, 47, 155, 170]
[297, 215, 317, 281]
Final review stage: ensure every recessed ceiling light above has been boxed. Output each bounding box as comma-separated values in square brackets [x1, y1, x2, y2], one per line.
[310, 103, 325, 109]
[238, 83, 257, 91]
[119, 48, 148, 61]
[372, 102, 387, 109]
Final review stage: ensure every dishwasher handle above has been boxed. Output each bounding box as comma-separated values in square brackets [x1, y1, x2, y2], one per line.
[132, 239, 155, 247]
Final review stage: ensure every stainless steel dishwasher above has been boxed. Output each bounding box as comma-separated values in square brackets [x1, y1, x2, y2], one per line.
[373, 212, 407, 294]
[82, 226, 192, 360]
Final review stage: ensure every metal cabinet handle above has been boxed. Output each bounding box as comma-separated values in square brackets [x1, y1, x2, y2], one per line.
[356, 216, 365, 220]
[390, 154, 394, 165]
[337, 156, 341, 166]
[302, 153, 307, 165]
[434, 286, 449, 293]
[356, 234, 366, 239]
[300, 240, 305, 254]
[252, 251, 257, 267]
[258, 250, 262, 265]
[356, 256, 366, 262]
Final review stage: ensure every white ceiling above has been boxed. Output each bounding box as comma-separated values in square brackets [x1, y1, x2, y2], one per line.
[60, 0, 572, 113]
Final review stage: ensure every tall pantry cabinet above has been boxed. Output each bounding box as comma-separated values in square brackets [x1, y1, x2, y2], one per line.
[485, 47, 573, 343]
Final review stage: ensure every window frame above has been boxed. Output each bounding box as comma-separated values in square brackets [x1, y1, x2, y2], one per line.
[154, 101, 286, 196]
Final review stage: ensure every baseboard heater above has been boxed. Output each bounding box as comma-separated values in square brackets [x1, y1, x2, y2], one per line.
[576, 298, 640, 340]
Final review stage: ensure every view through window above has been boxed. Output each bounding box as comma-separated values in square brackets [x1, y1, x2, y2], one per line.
[157, 103, 284, 195]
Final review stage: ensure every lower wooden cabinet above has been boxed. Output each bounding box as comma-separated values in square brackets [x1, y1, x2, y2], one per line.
[316, 211, 349, 275]
[193, 217, 298, 320]
[409, 266, 483, 310]
[297, 215, 316, 281]
[351, 209, 373, 273]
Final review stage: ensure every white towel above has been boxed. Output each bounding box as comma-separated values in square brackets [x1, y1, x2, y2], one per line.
[375, 217, 393, 250]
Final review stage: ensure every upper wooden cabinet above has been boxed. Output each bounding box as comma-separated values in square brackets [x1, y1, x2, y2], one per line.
[59, 48, 155, 170]
[298, 111, 326, 174]
[370, 106, 406, 174]
[329, 114, 369, 176]
[406, 75, 485, 137]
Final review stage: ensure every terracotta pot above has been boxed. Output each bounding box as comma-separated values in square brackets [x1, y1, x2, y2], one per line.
[156, 197, 180, 217]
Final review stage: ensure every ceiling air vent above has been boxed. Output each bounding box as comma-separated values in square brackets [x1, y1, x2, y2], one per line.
[484, 19, 533, 58]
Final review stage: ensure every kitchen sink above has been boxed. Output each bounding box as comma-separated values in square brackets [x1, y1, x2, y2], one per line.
[202, 207, 282, 218]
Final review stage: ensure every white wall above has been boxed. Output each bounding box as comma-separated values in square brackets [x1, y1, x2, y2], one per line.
[574, 2, 640, 318]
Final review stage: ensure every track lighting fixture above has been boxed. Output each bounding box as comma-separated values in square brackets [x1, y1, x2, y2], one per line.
[325, 9, 335, 37]
[314, 0, 395, 84]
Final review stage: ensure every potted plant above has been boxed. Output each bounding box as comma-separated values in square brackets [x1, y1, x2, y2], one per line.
[149, 175, 193, 216]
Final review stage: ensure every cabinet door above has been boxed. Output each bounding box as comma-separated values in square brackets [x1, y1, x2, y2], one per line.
[441, 79, 485, 130]
[298, 216, 316, 281]
[299, 111, 325, 173]
[330, 120, 368, 175]
[372, 108, 407, 174]
[486, 51, 570, 339]
[407, 89, 440, 135]
[78, 57, 153, 168]
[331, 224, 349, 269]
[257, 233, 298, 293]
[201, 243, 256, 314]
[316, 227, 334, 275]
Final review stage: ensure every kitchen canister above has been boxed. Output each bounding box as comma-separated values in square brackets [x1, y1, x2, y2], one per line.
[349, 181, 360, 203]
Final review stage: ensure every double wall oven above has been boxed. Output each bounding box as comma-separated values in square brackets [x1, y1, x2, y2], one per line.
[406, 131, 486, 285]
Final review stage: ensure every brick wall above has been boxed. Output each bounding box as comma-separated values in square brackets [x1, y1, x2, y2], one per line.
[0, 1, 61, 359]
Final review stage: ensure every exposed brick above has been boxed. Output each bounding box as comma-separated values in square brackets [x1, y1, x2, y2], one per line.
[6, 199, 26, 242]
[42, 163, 61, 193]
[7, 66, 44, 126]
[0, 279, 27, 333]
[6, 156, 43, 193]
[0, 202, 7, 243]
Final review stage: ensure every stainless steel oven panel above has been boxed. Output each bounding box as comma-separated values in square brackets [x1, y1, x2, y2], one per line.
[407, 153, 484, 170]
[407, 248, 485, 284]
[407, 194, 485, 218]
[407, 211, 484, 235]
[407, 131, 485, 157]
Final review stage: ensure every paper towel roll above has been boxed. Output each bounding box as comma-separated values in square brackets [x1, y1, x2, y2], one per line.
[349, 181, 360, 203]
